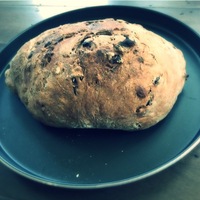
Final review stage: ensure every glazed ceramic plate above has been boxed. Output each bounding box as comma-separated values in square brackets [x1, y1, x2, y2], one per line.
[0, 6, 200, 189]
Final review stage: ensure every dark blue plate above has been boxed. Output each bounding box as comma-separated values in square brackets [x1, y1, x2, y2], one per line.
[0, 6, 200, 189]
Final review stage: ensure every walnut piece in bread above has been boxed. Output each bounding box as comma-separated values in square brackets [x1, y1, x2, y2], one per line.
[5, 18, 186, 131]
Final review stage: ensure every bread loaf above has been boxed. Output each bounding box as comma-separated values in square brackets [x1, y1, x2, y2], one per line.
[5, 18, 186, 131]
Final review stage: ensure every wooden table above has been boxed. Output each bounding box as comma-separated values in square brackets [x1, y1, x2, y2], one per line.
[0, 1, 200, 199]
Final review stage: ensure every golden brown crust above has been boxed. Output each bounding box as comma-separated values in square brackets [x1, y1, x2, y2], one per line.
[5, 18, 186, 130]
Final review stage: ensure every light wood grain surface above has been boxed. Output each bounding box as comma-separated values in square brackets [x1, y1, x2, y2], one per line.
[0, 1, 200, 200]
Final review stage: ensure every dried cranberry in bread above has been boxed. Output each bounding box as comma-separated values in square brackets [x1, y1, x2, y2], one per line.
[5, 18, 186, 130]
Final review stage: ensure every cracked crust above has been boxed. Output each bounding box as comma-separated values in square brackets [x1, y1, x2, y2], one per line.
[5, 18, 186, 131]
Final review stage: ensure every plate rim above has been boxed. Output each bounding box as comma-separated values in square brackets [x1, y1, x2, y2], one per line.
[0, 5, 200, 189]
[1, 135, 200, 189]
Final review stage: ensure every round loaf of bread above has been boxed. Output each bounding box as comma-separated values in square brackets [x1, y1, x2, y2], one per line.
[5, 18, 186, 131]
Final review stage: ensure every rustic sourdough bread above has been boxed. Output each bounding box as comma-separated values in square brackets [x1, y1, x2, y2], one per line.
[5, 18, 186, 130]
